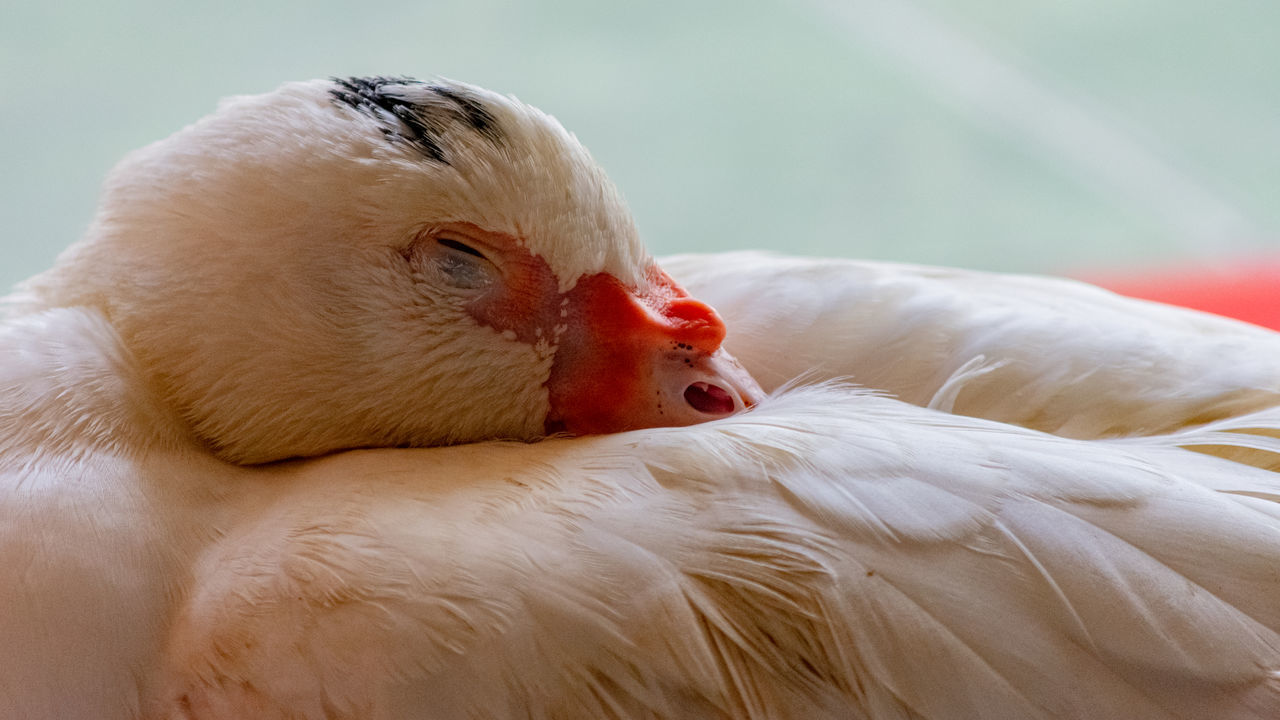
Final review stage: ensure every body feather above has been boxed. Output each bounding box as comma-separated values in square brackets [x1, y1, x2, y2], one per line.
[142, 385, 1280, 718]
[664, 251, 1280, 438]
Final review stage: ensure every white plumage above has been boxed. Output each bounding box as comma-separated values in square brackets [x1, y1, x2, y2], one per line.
[154, 389, 1280, 718]
[665, 250, 1280, 439]
[4, 77, 1280, 719]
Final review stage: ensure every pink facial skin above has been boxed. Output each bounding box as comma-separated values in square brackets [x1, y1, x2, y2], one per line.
[421, 222, 763, 437]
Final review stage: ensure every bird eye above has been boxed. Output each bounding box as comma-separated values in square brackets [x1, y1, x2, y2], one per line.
[432, 236, 495, 290]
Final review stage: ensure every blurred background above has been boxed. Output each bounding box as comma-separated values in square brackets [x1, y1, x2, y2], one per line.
[3, 0, 1278, 301]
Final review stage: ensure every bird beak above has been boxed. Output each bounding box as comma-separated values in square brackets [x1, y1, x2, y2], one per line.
[545, 266, 765, 436]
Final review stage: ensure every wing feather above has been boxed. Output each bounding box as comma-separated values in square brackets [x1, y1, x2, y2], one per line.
[155, 385, 1280, 718]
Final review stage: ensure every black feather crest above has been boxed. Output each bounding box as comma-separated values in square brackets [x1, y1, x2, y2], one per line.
[329, 76, 503, 164]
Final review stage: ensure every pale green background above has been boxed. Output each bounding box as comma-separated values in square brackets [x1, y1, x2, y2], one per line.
[3, 0, 1278, 293]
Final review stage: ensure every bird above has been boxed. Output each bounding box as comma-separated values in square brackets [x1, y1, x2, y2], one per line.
[5, 76, 1280, 719]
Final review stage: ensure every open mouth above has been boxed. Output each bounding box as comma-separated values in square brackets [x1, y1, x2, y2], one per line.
[684, 380, 739, 416]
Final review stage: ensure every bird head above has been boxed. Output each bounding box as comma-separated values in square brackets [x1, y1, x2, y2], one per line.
[22, 77, 762, 463]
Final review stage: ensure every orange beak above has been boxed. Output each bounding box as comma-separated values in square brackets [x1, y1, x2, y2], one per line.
[545, 266, 764, 436]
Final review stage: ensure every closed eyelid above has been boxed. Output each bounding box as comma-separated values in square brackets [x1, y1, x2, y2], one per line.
[436, 236, 486, 259]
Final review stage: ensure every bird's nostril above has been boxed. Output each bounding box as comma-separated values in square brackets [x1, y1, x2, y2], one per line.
[684, 382, 736, 416]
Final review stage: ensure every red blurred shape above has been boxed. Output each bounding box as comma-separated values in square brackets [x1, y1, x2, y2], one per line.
[1081, 257, 1280, 331]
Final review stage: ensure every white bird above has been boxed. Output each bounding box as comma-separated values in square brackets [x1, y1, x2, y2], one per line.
[5, 77, 1280, 720]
